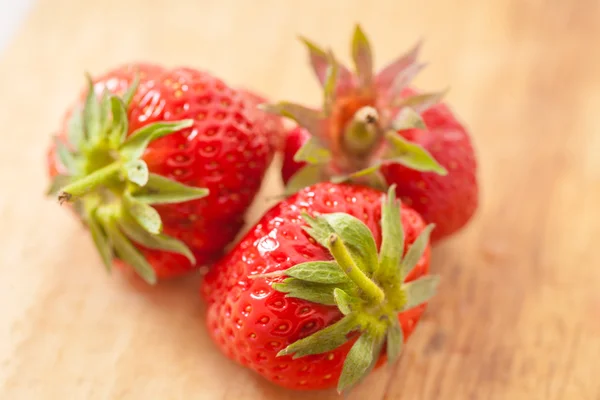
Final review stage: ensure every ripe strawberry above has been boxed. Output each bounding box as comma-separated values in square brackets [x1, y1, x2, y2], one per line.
[238, 88, 286, 155]
[47, 63, 274, 284]
[267, 25, 479, 242]
[202, 183, 439, 393]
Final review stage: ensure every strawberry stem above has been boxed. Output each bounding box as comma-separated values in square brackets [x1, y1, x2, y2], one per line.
[58, 161, 122, 203]
[328, 233, 385, 305]
[342, 106, 381, 157]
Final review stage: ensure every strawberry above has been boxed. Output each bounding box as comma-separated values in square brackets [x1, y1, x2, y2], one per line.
[238, 88, 286, 155]
[47, 63, 274, 284]
[202, 183, 439, 393]
[267, 25, 479, 242]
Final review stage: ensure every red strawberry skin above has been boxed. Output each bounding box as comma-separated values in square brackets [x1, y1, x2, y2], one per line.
[238, 88, 286, 155]
[280, 88, 478, 243]
[281, 126, 310, 184]
[201, 182, 430, 390]
[47, 63, 273, 279]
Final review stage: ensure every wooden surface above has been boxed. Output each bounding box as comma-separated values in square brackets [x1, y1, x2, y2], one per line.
[1, 0, 599, 399]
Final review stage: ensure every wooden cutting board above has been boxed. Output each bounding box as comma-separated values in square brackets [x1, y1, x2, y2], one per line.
[1, 0, 599, 399]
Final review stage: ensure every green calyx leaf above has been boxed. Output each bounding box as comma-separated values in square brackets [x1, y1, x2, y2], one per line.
[67, 106, 85, 149]
[99, 90, 112, 138]
[267, 185, 441, 393]
[373, 186, 404, 292]
[392, 89, 449, 113]
[391, 107, 426, 131]
[83, 73, 102, 145]
[387, 62, 427, 102]
[375, 39, 423, 90]
[123, 160, 149, 186]
[299, 35, 334, 87]
[330, 164, 378, 183]
[293, 136, 331, 165]
[84, 207, 113, 271]
[131, 173, 209, 205]
[119, 119, 194, 161]
[403, 275, 440, 310]
[323, 49, 339, 115]
[118, 214, 195, 265]
[298, 35, 353, 92]
[273, 278, 347, 306]
[338, 333, 384, 394]
[103, 217, 157, 285]
[351, 24, 373, 89]
[283, 164, 326, 196]
[401, 223, 435, 277]
[108, 96, 129, 147]
[259, 102, 324, 139]
[54, 137, 79, 175]
[283, 261, 350, 284]
[278, 315, 359, 359]
[331, 163, 388, 192]
[250, 261, 350, 285]
[384, 131, 448, 175]
[334, 288, 363, 316]
[122, 74, 140, 107]
[123, 193, 162, 235]
[386, 318, 403, 366]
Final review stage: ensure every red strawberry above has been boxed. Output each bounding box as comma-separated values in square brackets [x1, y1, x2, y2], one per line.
[47, 63, 274, 283]
[202, 183, 439, 393]
[269, 25, 478, 242]
[238, 88, 286, 155]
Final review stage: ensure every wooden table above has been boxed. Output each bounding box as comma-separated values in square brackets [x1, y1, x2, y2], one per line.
[1, 0, 599, 399]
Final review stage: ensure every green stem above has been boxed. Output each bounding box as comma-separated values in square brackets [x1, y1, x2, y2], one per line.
[342, 106, 381, 157]
[58, 162, 122, 203]
[328, 233, 385, 305]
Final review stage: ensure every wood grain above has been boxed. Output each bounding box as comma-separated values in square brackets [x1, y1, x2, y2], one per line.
[1, 0, 599, 399]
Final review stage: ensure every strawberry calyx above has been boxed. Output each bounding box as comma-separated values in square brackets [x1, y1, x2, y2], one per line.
[262, 25, 449, 195]
[47, 75, 209, 284]
[254, 186, 440, 393]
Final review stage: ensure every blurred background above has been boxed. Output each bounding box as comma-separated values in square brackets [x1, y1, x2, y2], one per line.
[0, 0, 34, 52]
[0, 0, 598, 399]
